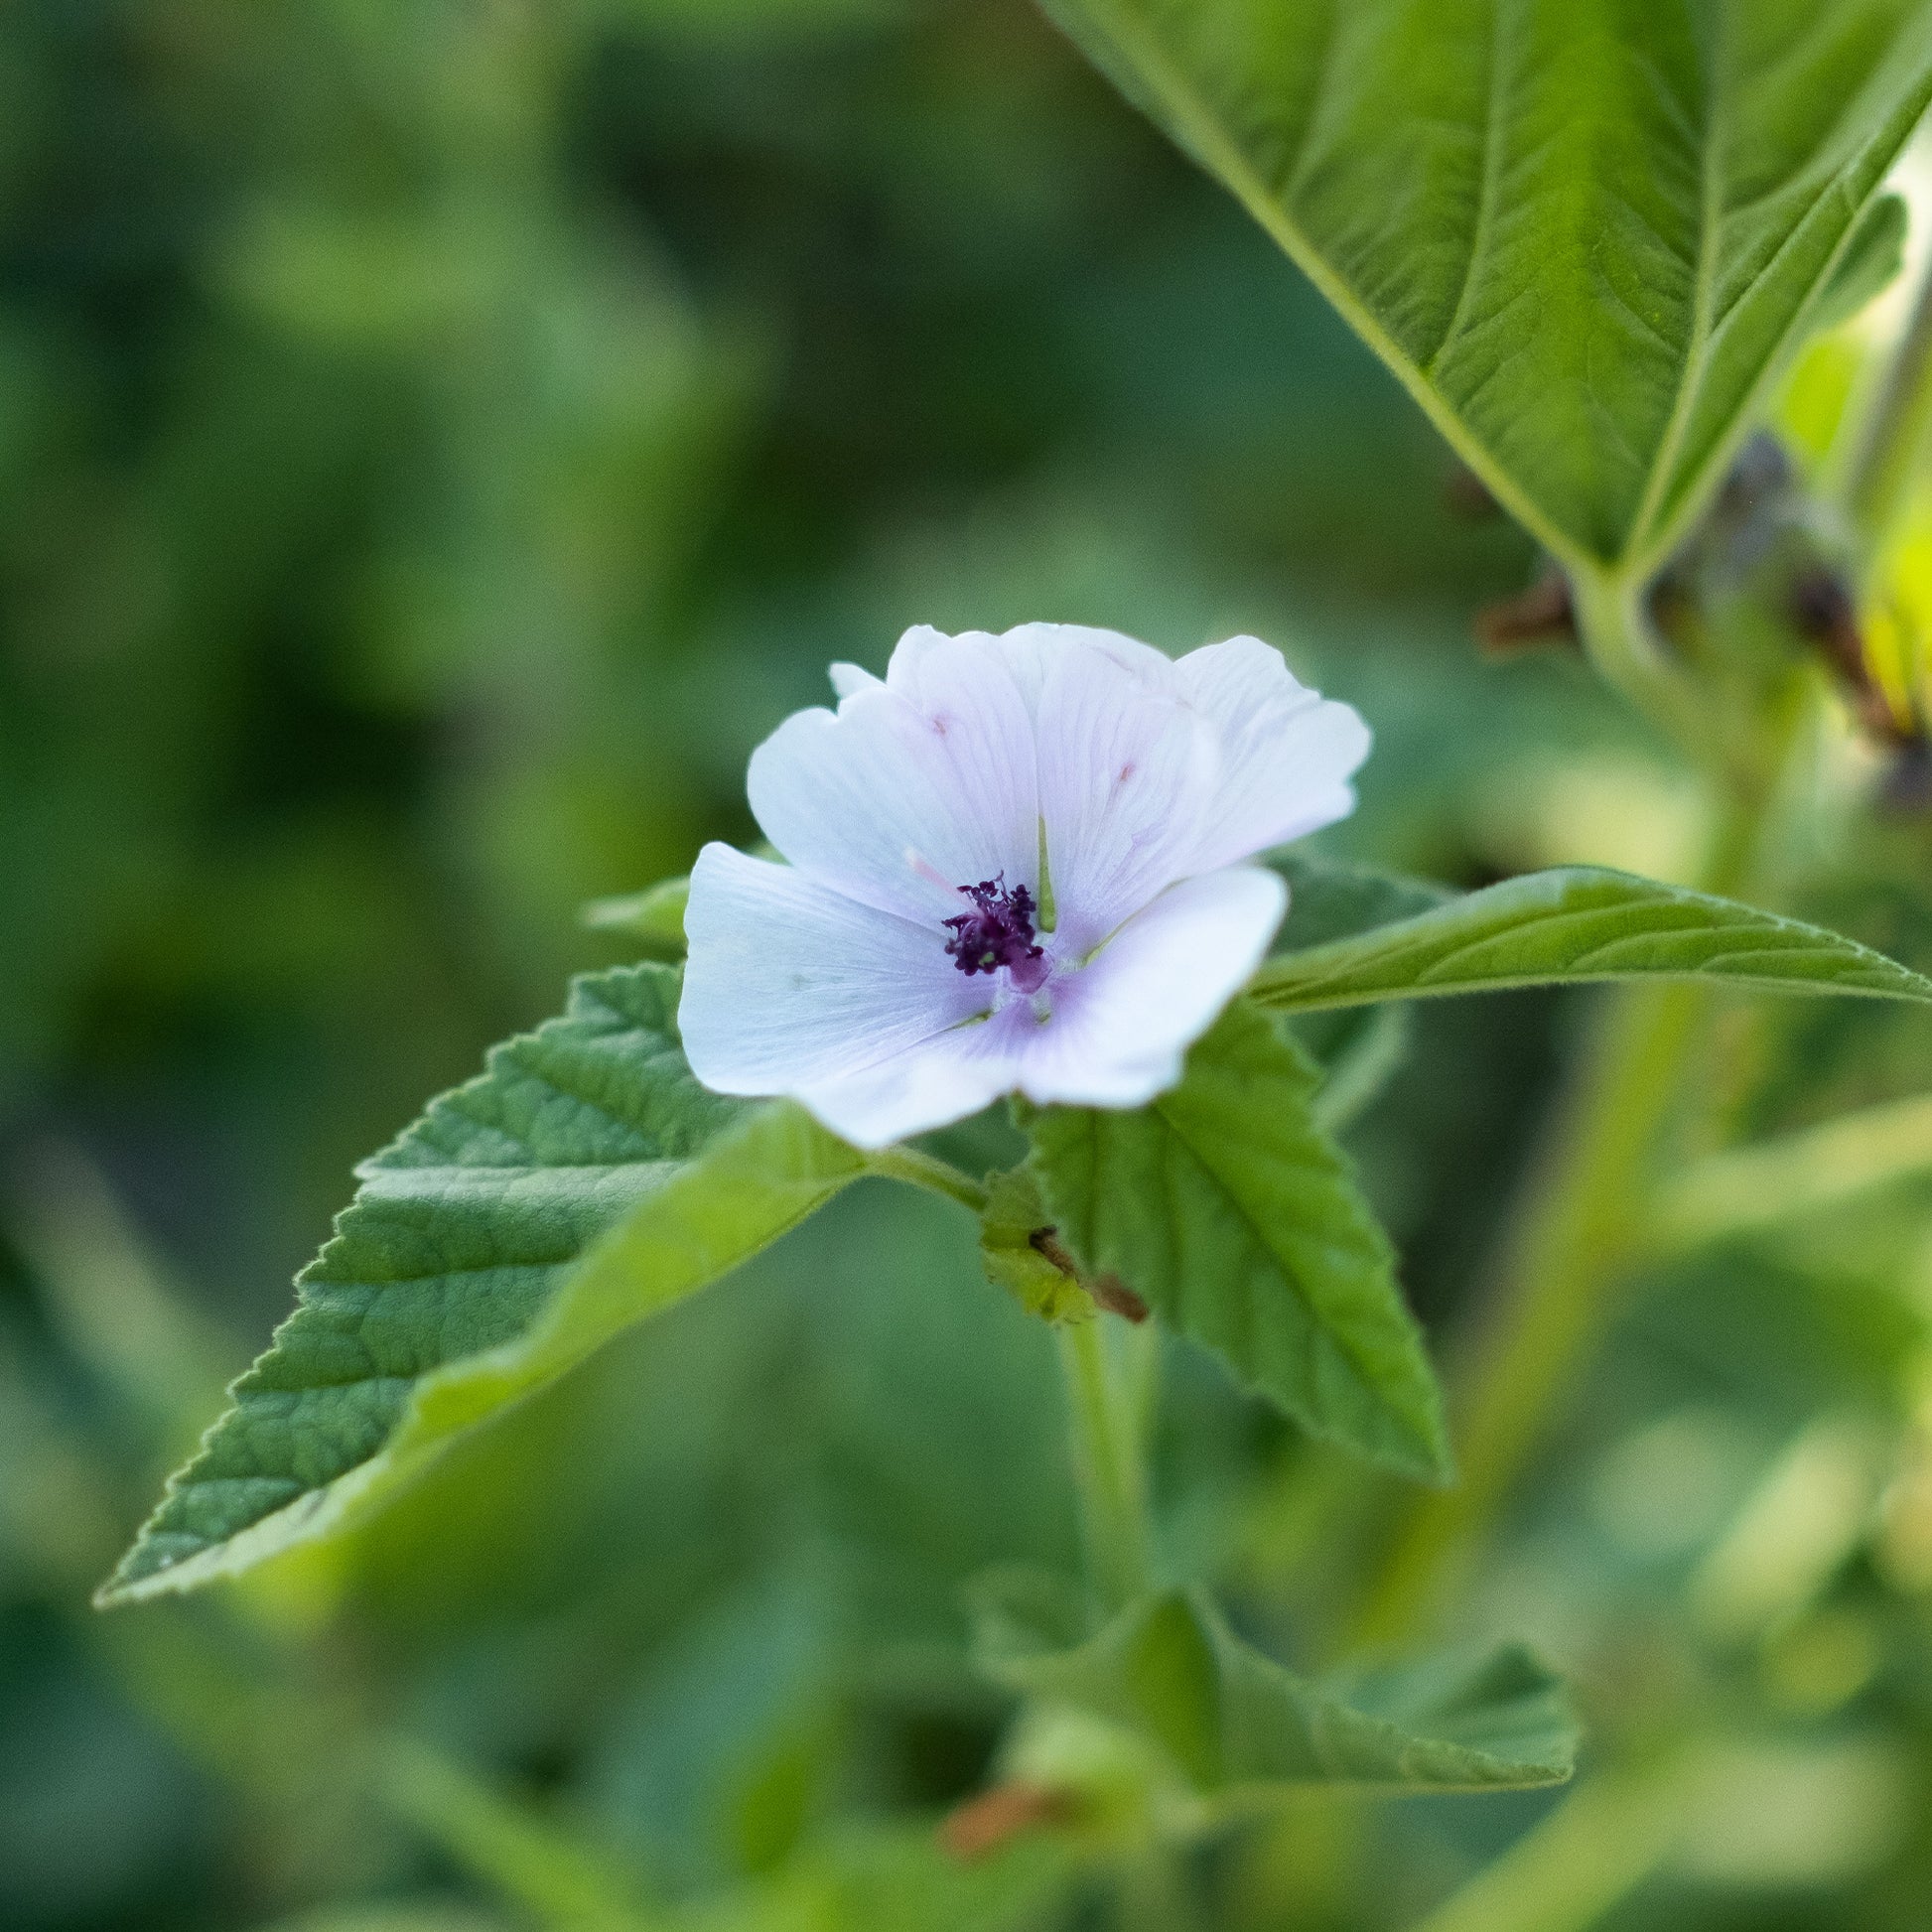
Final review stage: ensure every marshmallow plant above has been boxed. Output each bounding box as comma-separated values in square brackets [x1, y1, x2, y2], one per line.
[95, 5, 1932, 1908]
[100, 617, 1932, 1836]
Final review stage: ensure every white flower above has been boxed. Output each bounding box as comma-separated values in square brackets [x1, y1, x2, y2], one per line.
[678, 623, 1369, 1149]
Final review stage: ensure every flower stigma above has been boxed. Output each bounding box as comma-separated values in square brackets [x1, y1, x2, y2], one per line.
[942, 873, 1048, 991]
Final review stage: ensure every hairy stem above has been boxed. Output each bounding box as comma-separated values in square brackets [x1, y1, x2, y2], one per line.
[1569, 569, 1710, 766]
[1058, 1316, 1156, 1609]
[871, 1137, 1156, 1602]
[1118, 1840, 1204, 1932]
[1349, 983, 1707, 1644]
[1341, 182, 1921, 1706]
[1348, 791, 1763, 1648]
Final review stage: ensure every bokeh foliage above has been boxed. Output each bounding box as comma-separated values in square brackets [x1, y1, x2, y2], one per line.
[11, 2, 1932, 1929]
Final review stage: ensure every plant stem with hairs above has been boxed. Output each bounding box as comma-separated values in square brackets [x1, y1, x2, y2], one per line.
[1349, 653, 1784, 1648]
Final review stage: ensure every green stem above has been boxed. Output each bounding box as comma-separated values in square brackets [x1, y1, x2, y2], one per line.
[1569, 568, 1710, 767]
[1057, 1316, 1156, 1609]
[873, 1140, 1155, 1603]
[1118, 1839, 1204, 1932]
[865, 1144, 989, 1215]
[1348, 792, 1764, 1650]
[1349, 984, 1705, 1646]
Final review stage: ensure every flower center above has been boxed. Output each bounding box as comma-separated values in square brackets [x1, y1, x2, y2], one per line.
[943, 874, 1045, 982]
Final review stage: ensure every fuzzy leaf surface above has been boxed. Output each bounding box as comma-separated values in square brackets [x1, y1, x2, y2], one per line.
[1249, 866, 1932, 1014]
[1022, 999, 1449, 1479]
[1041, 0, 1932, 574]
[101, 965, 863, 1603]
[976, 1581, 1578, 1793]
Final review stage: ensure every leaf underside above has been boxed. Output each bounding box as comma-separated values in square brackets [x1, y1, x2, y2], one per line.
[1262, 850, 1449, 1123]
[1040, 0, 1932, 575]
[1023, 999, 1449, 1480]
[1250, 866, 1932, 1014]
[1263, 847, 1454, 950]
[977, 1581, 1578, 1793]
[100, 965, 863, 1604]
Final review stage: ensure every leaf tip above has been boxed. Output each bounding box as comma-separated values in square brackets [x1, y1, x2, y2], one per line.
[91, 1542, 175, 1611]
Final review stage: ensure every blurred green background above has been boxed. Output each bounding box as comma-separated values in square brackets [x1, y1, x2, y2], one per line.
[10, 3, 1932, 1928]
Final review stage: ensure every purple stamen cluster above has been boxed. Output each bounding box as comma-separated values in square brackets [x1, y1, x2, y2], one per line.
[943, 874, 1044, 978]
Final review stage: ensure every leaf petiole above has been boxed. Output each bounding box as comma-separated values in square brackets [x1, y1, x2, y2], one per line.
[865, 1143, 991, 1215]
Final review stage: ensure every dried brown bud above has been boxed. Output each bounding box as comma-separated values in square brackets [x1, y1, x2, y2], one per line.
[940, 1781, 1072, 1861]
[1087, 1274, 1151, 1323]
[1026, 1227, 1150, 1321]
[1788, 566, 1863, 682]
[1787, 565, 1923, 752]
[1473, 570, 1576, 656]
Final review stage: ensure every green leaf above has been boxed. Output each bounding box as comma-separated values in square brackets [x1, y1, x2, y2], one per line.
[975, 1581, 1578, 1794]
[1262, 848, 1450, 1129]
[978, 1166, 1094, 1325]
[582, 874, 690, 957]
[99, 966, 864, 1604]
[1262, 847, 1454, 950]
[1306, 1003, 1414, 1136]
[1813, 189, 1909, 331]
[693, 1825, 1071, 1932]
[1039, 0, 1932, 576]
[1249, 866, 1932, 1015]
[1021, 999, 1449, 1480]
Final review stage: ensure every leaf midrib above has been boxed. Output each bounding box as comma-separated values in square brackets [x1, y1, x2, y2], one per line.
[1075, 0, 1594, 575]
[353, 1159, 682, 1188]
[1249, 873, 1932, 1012]
[1073, 0, 1921, 587]
[1421, 0, 1510, 382]
[1625, 5, 1728, 560]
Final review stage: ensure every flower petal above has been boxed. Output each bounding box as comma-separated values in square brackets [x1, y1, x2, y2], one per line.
[1015, 867, 1289, 1108]
[748, 633, 1040, 922]
[884, 621, 1178, 714]
[1030, 633, 1217, 948]
[797, 1015, 1028, 1149]
[1175, 636, 1370, 872]
[684, 626, 1361, 1145]
[678, 844, 983, 1096]
[980, 621, 1177, 709]
[827, 660, 881, 699]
